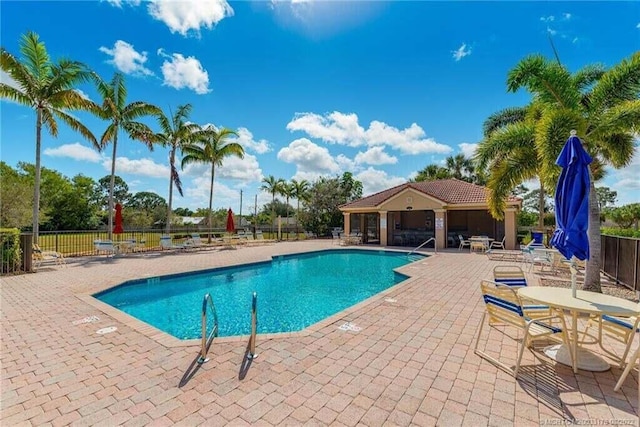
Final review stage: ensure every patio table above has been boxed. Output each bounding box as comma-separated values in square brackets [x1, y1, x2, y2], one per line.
[518, 287, 640, 373]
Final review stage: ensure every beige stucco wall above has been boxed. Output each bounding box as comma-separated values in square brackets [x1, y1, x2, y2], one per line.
[378, 189, 446, 211]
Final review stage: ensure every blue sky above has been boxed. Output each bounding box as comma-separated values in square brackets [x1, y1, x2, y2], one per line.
[1, 0, 639, 212]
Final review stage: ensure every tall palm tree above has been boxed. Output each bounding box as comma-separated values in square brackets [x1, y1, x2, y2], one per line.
[181, 126, 243, 243]
[412, 164, 451, 182]
[0, 32, 98, 243]
[291, 179, 310, 238]
[154, 104, 201, 233]
[261, 175, 284, 238]
[95, 72, 161, 240]
[483, 52, 640, 292]
[280, 181, 295, 238]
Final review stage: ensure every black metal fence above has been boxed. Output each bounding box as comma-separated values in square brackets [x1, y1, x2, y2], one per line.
[601, 234, 640, 291]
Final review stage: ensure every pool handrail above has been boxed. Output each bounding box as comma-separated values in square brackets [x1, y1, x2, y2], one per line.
[197, 293, 219, 364]
[247, 292, 258, 360]
[409, 237, 437, 256]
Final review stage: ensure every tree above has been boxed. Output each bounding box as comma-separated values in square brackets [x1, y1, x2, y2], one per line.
[500, 52, 640, 292]
[95, 72, 160, 239]
[181, 126, 243, 242]
[413, 164, 451, 182]
[261, 175, 285, 236]
[128, 191, 166, 211]
[445, 154, 475, 180]
[609, 204, 640, 229]
[0, 162, 32, 228]
[339, 172, 363, 202]
[291, 179, 310, 236]
[0, 32, 98, 242]
[522, 189, 554, 214]
[173, 207, 194, 217]
[595, 187, 617, 212]
[96, 175, 130, 210]
[153, 104, 201, 233]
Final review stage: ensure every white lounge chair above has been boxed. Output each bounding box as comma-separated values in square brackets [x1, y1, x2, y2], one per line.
[32, 244, 66, 269]
[160, 235, 187, 251]
[94, 240, 117, 257]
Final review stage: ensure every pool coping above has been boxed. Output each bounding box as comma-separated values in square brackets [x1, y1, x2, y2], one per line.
[79, 246, 433, 350]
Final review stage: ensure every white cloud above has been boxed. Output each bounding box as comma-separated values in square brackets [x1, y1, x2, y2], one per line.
[44, 143, 102, 163]
[99, 40, 154, 77]
[546, 27, 557, 36]
[637, 23, 640, 29]
[287, 111, 451, 155]
[572, 37, 579, 44]
[287, 111, 365, 146]
[74, 89, 90, 100]
[608, 145, 640, 204]
[562, 13, 572, 20]
[452, 43, 471, 62]
[335, 154, 357, 171]
[158, 49, 211, 94]
[184, 177, 238, 208]
[104, 0, 141, 7]
[354, 147, 397, 165]
[0, 70, 19, 89]
[458, 143, 478, 158]
[148, 0, 234, 37]
[277, 138, 341, 175]
[234, 128, 271, 154]
[540, 15, 555, 22]
[218, 154, 263, 182]
[355, 168, 406, 196]
[104, 157, 168, 178]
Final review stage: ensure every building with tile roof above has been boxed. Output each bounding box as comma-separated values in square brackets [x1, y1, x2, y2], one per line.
[339, 179, 522, 250]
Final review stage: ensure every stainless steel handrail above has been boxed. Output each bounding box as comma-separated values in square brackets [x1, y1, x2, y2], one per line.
[247, 292, 258, 360]
[197, 293, 219, 364]
[409, 237, 437, 256]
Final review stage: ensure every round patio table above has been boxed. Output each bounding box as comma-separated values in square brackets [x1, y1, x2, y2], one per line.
[518, 287, 640, 373]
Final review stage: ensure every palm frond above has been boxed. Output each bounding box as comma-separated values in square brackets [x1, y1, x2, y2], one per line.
[475, 122, 535, 170]
[122, 101, 161, 121]
[0, 83, 32, 106]
[20, 31, 51, 83]
[589, 52, 640, 112]
[588, 99, 640, 139]
[52, 108, 98, 147]
[593, 133, 635, 169]
[171, 163, 184, 197]
[40, 108, 58, 137]
[573, 64, 606, 92]
[100, 123, 118, 148]
[486, 149, 539, 219]
[0, 48, 35, 95]
[482, 106, 528, 137]
[123, 121, 157, 149]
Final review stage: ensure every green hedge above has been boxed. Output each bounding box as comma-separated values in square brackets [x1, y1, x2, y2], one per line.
[601, 227, 640, 238]
[0, 228, 22, 274]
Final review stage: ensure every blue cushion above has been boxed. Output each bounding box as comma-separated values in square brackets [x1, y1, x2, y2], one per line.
[494, 278, 527, 287]
[524, 304, 549, 310]
[483, 295, 523, 317]
[602, 315, 639, 331]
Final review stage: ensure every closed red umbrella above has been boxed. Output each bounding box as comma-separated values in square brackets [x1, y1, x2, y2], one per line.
[226, 208, 235, 233]
[113, 203, 124, 234]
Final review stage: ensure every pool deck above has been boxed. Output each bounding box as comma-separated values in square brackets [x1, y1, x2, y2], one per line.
[1, 240, 638, 426]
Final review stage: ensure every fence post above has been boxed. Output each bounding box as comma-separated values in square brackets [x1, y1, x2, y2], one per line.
[55, 232, 59, 253]
[20, 233, 34, 273]
[615, 237, 620, 284]
[635, 239, 639, 292]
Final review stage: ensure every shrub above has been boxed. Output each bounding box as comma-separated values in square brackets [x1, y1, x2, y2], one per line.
[601, 227, 640, 238]
[0, 228, 22, 274]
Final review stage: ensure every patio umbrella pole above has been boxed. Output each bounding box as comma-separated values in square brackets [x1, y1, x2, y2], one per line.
[570, 256, 577, 298]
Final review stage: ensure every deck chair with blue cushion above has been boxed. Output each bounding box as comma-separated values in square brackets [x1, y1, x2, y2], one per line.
[584, 314, 640, 370]
[475, 280, 570, 377]
[493, 266, 551, 318]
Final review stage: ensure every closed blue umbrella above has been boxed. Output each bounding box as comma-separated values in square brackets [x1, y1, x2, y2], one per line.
[549, 130, 592, 297]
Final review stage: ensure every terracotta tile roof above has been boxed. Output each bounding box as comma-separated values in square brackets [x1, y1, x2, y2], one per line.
[341, 179, 520, 209]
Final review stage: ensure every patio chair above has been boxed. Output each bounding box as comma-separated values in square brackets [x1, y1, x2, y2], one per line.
[490, 236, 506, 250]
[614, 345, 640, 391]
[474, 280, 570, 377]
[493, 266, 550, 318]
[255, 230, 275, 243]
[160, 235, 187, 251]
[584, 314, 640, 370]
[458, 235, 470, 251]
[32, 244, 66, 269]
[94, 240, 117, 257]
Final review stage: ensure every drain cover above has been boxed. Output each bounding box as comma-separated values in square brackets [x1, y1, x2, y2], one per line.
[96, 326, 117, 335]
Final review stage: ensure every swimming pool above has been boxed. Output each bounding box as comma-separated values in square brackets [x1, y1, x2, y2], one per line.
[94, 249, 424, 339]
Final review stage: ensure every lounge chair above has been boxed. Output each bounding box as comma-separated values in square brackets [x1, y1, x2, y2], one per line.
[474, 280, 570, 377]
[255, 230, 275, 244]
[32, 244, 66, 269]
[489, 236, 506, 250]
[94, 240, 117, 257]
[160, 235, 187, 251]
[493, 266, 550, 318]
[458, 235, 470, 251]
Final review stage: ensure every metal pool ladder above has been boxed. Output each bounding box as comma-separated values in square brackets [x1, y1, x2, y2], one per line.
[409, 237, 437, 258]
[197, 293, 219, 364]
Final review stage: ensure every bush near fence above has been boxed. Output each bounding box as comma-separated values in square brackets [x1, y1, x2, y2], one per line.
[1, 228, 22, 274]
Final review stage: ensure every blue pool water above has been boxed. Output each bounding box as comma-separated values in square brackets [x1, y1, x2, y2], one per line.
[95, 249, 423, 339]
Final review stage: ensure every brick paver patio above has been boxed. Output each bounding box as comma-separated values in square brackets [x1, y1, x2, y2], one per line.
[1, 241, 638, 426]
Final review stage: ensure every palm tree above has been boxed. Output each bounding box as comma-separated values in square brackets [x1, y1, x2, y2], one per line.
[95, 72, 161, 240]
[484, 52, 640, 292]
[154, 104, 201, 233]
[181, 126, 243, 243]
[291, 179, 310, 238]
[445, 154, 474, 180]
[261, 175, 284, 238]
[280, 181, 295, 239]
[413, 164, 451, 182]
[0, 32, 98, 243]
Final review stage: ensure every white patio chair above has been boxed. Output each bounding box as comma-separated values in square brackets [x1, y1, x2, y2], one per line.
[490, 236, 506, 250]
[94, 240, 117, 257]
[458, 235, 470, 251]
[475, 280, 570, 377]
[160, 235, 187, 251]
